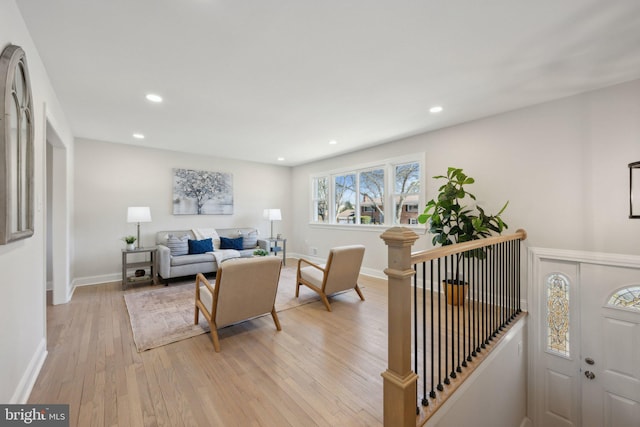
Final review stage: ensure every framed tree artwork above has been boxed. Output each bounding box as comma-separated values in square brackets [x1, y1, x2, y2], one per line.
[172, 168, 233, 215]
[0, 45, 34, 245]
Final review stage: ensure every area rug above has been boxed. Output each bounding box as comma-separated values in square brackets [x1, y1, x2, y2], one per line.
[124, 263, 324, 352]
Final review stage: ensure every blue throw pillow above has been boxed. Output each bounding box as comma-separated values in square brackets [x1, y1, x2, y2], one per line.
[220, 236, 244, 250]
[188, 238, 213, 254]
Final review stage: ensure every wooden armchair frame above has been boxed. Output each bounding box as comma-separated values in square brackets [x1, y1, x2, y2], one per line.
[295, 245, 365, 312]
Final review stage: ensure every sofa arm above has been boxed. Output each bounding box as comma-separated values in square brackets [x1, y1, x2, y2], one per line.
[257, 239, 269, 251]
[157, 244, 171, 279]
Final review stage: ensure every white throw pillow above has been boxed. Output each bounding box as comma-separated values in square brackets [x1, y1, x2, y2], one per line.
[166, 234, 188, 256]
[192, 228, 221, 249]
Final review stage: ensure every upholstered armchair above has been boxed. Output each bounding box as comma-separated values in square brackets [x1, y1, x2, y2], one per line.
[296, 245, 365, 312]
[195, 256, 282, 352]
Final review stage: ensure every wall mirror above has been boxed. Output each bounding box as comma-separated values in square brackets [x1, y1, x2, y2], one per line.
[0, 44, 34, 244]
[630, 161, 640, 219]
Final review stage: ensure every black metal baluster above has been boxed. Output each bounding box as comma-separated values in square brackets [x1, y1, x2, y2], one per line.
[422, 262, 428, 407]
[461, 251, 467, 368]
[449, 254, 457, 379]
[497, 243, 504, 331]
[430, 260, 436, 399]
[413, 264, 420, 413]
[516, 239, 522, 313]
[490, 243, 496, 340]
[482, 248, 488, 349]
[457, 253, 463, 372]
[467, 257, 477, 362]
[509, 240, 515, 322]
[437, 258, 444, 390]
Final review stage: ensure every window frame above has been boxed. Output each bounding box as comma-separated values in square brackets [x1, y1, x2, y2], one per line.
[309, 154, 424, 229]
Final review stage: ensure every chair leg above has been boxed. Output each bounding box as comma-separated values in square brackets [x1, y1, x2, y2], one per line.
[210, 328, 221, 352]
[202, 315, 221, 352]
[320, 293, 332, 312]
[354, 284, 365, 301]
[194, 305, 199, 325]
[295, 281, 301, 297]
[271, 307, 282, 331]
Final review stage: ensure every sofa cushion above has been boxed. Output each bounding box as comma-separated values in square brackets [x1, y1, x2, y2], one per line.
[220, 236, 244, 250]
[192, 228, 221, 249]
[171, 253, 214, 266]
[188, 238, 213, 254]
[166, 234, 189, 256]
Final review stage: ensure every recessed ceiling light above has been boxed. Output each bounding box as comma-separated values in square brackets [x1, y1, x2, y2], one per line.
[429, 106, 443, 113]
[329, 140, 338, 145]
[133, 133, 145, 139]
[277, 157, 285, 161]
[145, 93, 163, 103]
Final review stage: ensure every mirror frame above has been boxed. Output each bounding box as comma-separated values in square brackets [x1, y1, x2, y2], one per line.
[0, 44, 34, 244]
[630, 161, 640, 219]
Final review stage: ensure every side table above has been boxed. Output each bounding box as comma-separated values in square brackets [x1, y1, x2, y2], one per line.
[122, 247, 158, 290]
[264, 237, 287, 266]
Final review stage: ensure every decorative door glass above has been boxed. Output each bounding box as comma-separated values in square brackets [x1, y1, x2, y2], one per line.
[546, 273, 570, 357]
[607, 286, 640, 311]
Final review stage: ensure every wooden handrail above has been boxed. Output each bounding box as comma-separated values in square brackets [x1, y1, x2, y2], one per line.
[411, 229, 527, 265]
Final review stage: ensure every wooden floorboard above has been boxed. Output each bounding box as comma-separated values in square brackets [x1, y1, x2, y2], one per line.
[30, 266, 387, 427]
[30, 263, 524, 426]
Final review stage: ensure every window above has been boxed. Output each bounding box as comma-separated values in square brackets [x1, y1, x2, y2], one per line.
[393, 162, 420, 225]
[310, 156, 423, 226]
[359, 168, 384, 224]
[312, 177, 328, 223]
[334, 173, 356, 223]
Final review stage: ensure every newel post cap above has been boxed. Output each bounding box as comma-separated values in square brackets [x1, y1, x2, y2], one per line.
[380, 227, 420, 247]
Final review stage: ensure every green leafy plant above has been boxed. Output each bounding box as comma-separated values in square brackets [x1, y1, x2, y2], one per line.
[418, 167, 508, 300]
[253, 249, 269, 256]
[418, 167, 508, 247]
[123, 235, 137, 244]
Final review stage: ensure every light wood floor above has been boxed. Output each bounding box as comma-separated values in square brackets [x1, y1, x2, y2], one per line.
[30, 267, 387, 427]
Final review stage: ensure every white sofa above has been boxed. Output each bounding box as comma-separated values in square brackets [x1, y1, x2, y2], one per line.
[156, 227, 267, 282]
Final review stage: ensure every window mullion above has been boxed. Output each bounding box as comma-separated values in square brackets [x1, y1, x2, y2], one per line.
[355, 172, 361, 225]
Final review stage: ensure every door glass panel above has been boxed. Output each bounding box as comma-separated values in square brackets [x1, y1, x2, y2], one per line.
[546, 273, 570, 357]
[607, 286, 640, 311]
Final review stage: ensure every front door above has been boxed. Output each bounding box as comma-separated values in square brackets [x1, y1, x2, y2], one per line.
[531, 249, 640, 427]
[580, 264, 640, 427]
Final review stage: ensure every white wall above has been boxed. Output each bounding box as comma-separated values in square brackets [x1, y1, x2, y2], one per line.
[72, 138, 292, 284]
[0, 0, 74, 403]
[291, 79, 640, 279]
[426, 318, 528, 427]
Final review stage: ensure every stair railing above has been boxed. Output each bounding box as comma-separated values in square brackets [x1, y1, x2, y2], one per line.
[380, 227, 527, 427]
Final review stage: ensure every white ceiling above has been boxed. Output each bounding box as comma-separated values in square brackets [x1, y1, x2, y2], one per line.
[16, 0, 640, 166]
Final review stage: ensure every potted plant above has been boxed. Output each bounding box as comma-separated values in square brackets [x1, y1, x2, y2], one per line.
[253, 249, 269, 257]
[418, 167, 508, 305]
[123, 235, 137, 251]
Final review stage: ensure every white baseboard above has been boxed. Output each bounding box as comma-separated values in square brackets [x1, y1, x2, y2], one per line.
[520, 417, 533, 427]
[72, 273, 120, 287]
[11, 338, 47, 404]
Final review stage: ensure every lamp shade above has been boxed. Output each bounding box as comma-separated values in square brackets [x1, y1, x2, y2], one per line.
[263, 208, 282, 221]
[127, 207, 152, 223]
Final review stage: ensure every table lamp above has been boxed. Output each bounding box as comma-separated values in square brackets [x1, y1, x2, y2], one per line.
[127, 206, 152, 248]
